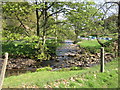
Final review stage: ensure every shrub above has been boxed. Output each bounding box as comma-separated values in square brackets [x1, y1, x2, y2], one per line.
[103, 38, 117, 53]
[46, 39, 60, 55]
[36, 67, 52, 72]
[2, 36, 62, 60]
[83, 46, 100, 54]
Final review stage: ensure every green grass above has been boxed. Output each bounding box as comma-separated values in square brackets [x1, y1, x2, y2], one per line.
[77, 39, 109, 54]
[77, 39, 107, 48]
[3, 70, 87, 88]
[45, 60, 118, 88]
[3, 59, 118, 88]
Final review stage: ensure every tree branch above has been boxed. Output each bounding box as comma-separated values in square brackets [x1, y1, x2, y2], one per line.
[46, 2, 55, 10]
[47, 9, 63, 18]
[96, 35, 106, 47]
[15, 14, 30, 36]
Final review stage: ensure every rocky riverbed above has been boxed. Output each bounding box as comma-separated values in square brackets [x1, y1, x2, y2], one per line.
[6, 42, 114, 70]
[49, 44, 114, 68]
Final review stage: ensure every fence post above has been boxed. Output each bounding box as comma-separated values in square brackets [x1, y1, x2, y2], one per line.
[100, 47, 104, 72]
[0, 53, 8, 90]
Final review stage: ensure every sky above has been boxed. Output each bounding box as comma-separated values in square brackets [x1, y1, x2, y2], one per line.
[1, 0, 118, 19]
[0, 0, 119, 2]
[23, 0, 119, 3]
[94, 0, 119, 3]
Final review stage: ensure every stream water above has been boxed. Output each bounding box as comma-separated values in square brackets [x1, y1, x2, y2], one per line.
[5, 40, 76, 77]
[5, 39, 114, 77]
[39, 40, 79, 68]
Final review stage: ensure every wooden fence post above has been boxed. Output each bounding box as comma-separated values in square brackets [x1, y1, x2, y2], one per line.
[100, 47, 104, 72]
[0, 53, 8, 90]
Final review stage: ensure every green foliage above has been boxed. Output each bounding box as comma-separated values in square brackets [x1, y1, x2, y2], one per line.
[2, 1, 118, 61]
[104, 39, 115, 46]
[2, 40, 37, 59]
[69, 81, 80, 88]
[83, 46, 100, 54]
[77, 39, 107, 54]
[2, 2, 66, 61]
[75, 79, 84, 83]
[78, 38, 117, 54]
[78, 39, 107, 47]
[104, 15, 118, 34]
[65, 2, 103, 41]
[2, 2, 32, 17]
[45, 60, 118, 88]
[2, 31, 23, 42]
[36, 67, 52, 72]
[2, 35, 61, 60]
[103, 38, 117, 53]
[46, 39, 60, 55]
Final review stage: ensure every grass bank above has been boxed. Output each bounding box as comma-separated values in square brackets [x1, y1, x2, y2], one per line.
[3, 59, 118, 88]
[77, 39, 114, 54]
[77, 39, 107, 48]
[45, 60, 118, 88]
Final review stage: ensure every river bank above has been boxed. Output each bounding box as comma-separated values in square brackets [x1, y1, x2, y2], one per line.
[5, 40, 115, 77]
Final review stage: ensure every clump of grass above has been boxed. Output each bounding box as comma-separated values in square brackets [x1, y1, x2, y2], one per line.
[36, 66, 52, 72]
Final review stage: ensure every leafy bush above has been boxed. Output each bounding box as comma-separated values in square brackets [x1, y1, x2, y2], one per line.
[2, 36, 42, 58]
[36, 67, 52, 72]
[102, 38, 117, 53]
[2, 41, 37, 58]
[77, 39, 106, 54]
[2, 35, 62, 60]
[78, 38, 117, 54]
[83, 46, 100, 54]
[46, 39, 61, 55]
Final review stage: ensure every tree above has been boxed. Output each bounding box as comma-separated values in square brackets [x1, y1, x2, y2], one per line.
[65, 1, 101, 42]
[104, 14, 118, 35]
[2, 2, 34, 37]
[32, 1, 68, 54]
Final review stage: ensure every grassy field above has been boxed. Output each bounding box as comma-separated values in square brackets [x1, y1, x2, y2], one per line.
[77, 39, 107, 48]
[3, 59, 118, 88]
[77, 39, 111, 53]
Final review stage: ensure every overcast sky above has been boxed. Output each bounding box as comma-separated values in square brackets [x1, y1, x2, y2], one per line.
[94, 0, 119, 3]
[0, 0, 119, 2]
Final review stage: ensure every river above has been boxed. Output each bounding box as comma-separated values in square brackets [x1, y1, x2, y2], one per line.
[5, 40, 76, 77]
[5, 39, 114, 77]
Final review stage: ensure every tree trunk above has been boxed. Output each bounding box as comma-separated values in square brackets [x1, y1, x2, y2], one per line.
[36, 8, 40, 36]
[118, 2, 120, 57]
[55, 12, 58, 43]
[74, 29, 79, 43]
[35, 1, 40, 36]
[42, 2, 48, 52]
[96, 35, 106, 47]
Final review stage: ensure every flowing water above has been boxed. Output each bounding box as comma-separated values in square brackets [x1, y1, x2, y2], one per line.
[5, 40, 114, 77]
[5, 40, 77, 77]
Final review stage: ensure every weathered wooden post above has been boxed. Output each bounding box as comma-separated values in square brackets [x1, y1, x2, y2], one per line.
[0, 53, 8, 90]
[100, 47, 104, 72]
